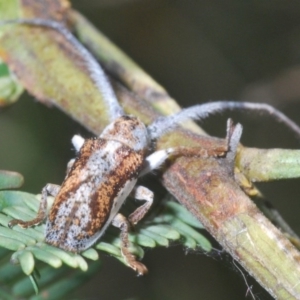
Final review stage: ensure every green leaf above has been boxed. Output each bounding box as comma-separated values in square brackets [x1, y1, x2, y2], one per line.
[165, 201, 204, 229]
[7, 224, 44, 241]
[168, 218, 212, 252]
[130, 233, 156, 248]
[145, 225, 180, 240]
[0, 59, 23, 107]
[0, 226, 36, 245]
[0, 190, 40, 211]
[96, 241, 121, 257]
[3, 205, 40, 221]
[13, 250, 35, 275]
[38, 244, 80, 269]
[29, 274, 39, 295]
[73, 255, 88, 272]
[0, 171, 24, 190]
[140, 228, 169, 246]
[81, 248, 99, 260]
[0, 236, 25, 251]
[25, 246, 62, 268]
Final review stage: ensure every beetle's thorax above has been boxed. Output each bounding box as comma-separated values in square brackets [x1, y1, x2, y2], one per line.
[100, 115, 149, 152]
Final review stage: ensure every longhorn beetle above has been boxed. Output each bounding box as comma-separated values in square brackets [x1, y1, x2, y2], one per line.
[2, 18, 300, 275]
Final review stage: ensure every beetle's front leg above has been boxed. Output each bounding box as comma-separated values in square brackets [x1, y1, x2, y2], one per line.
[141, 118, 241, 177]
[112, 213, 148, 275]
[8, 183, 60, 228]
[140, 145, 227, 177]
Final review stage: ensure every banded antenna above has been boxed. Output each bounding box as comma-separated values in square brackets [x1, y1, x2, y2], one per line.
[148, 101, 300, 140]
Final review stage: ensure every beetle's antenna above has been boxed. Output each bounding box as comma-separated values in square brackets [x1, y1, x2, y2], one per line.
[148, 101, 300, 140]
[0, 18, 124, 121]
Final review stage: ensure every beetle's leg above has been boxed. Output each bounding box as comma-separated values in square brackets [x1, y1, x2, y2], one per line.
[128, 186, 154, 225]
[8, 183, 60, 228]
[112, 213, 148, 275]
[140, 120, 240, 177]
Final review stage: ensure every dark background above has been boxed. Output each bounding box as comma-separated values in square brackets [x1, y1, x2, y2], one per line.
[2, 1, 300, 299]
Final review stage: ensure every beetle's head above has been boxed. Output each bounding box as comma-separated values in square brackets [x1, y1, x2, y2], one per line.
[100, 116, 149, 151]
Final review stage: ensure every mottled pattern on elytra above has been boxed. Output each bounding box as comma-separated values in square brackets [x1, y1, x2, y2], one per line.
[45, 136, 145, 252]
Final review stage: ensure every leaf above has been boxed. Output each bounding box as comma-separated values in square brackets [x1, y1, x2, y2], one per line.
[0, 171, 24, 190]
[0, 226, 36, 246]
[95, 242, 121, 257]
[144, 225, 180, 240]
[81, 248, 98, 261]
[37, 244, 80, 269]
[0, 59, 23, 107]
[0, 190, 39, 211]
[162, 200, 204, 229]
[139, 228, 169, 247]
[0, 236, 25, 251]
[15, 251, 35, 275]
[28, 274, 39, 296]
